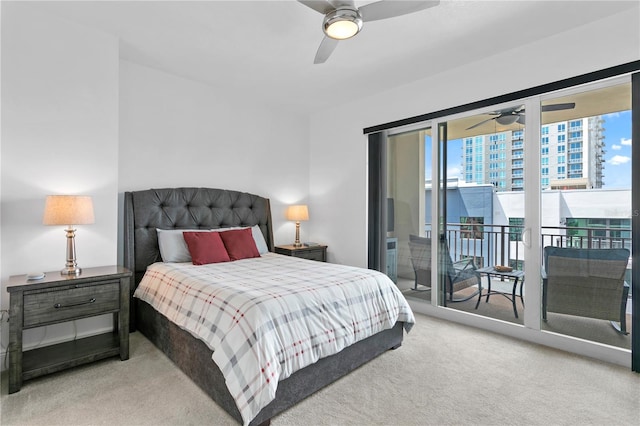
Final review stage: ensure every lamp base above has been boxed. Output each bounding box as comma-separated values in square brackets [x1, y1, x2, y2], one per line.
[62, 227, 81, 276]
[61, 266, 81, 276]
[293, 221, 303, 248]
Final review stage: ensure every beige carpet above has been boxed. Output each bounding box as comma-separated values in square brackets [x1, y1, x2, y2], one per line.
[402, 285, 632, 350]
[1, 314, 639, 425]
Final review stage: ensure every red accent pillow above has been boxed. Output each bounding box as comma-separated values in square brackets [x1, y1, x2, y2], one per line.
[219, 228, 261, 261]
[182, 232, 231, 265]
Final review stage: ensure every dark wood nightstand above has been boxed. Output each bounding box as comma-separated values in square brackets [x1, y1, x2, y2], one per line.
[6, 265, 131, 393]
[275, 244, 328, 262]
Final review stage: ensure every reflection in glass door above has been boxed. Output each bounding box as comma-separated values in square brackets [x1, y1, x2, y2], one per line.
[386, 128, 432, 303]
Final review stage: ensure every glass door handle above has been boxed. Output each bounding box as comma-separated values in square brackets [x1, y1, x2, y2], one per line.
[521, 228, 532, 248]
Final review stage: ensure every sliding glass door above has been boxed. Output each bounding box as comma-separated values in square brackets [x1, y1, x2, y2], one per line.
[432, 102, 539, 318]
[385, 128, 431, 300]
[539, 79, 632, 349]
[371, 65, 639, 370]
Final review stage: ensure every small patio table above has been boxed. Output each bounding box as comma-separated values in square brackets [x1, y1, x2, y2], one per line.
[475, 266, 525, 318]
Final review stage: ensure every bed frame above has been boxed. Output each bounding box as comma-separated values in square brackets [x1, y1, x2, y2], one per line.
[123, 187, 405, 426]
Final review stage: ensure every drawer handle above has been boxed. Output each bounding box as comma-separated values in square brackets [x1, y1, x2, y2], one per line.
[54, 298, 96, 309]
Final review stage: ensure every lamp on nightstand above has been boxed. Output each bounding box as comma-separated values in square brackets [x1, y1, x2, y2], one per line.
[286, 204, 309, 248]
[43, 195, 95, 275]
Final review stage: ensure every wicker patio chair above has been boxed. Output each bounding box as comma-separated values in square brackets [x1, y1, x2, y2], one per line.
[408, 234, 481, 306]
[542, 246, 630, 334]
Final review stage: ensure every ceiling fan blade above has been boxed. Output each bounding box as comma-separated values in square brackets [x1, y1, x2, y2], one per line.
[359, 0, 440, 22]
[298, 0, 336, 15]
[541, 102, 576, 112]
[493, 105, 524, 115]
[314, 36, 339, 64]
[466, 117, 496, 131]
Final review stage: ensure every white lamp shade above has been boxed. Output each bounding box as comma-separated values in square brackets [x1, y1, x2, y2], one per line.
[43, 195, 95, 226]
[286, 205, 309, 221]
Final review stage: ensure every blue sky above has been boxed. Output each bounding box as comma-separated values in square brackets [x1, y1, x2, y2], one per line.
[425, 110, 632, 189]
[602, 110, 632, 188]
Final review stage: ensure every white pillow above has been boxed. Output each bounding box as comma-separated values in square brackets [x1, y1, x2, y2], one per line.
[157, 229, 211, 263]
[250, 225, 269, 255]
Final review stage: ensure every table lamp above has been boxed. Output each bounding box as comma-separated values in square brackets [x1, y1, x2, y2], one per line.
[43, 195, 95, 275]
[285, 205, 309, 248]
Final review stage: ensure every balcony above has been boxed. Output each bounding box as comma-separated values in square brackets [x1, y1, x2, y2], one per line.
[398, 223, 632, 350]
[425, 223, 631, 268]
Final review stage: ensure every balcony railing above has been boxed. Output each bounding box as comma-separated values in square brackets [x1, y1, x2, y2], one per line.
[424, 223, 632, 270]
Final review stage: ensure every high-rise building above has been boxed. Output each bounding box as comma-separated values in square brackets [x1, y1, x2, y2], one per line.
[461, 117, 606, 191]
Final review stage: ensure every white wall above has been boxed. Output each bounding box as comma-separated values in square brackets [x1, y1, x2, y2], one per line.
[1, 2, 119, 353]
[0, 4, 312, 364]
[118, 61, 310, 246]
[308, 7, 640, 268]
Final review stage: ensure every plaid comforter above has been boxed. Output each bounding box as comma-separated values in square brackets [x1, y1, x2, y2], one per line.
[134, 253, 414, 425]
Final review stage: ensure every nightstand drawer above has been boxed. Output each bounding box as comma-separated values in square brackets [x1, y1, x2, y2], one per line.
[275, 244, 327, 262]
[23, 281, 120, 327]
[293, 248, 325, 261]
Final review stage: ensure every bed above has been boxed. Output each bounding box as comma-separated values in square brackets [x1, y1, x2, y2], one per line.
[123, 187, 414, 426]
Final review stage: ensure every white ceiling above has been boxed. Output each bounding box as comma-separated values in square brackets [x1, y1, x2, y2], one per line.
[34, 0, 637, 114]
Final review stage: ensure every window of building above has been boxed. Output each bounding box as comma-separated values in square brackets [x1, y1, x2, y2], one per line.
[558, 145, 566, 154]
[460, 216, 484, 239]
[557, 123, 566, 132]
[569, 152, 582, 163]
[509, 217, 524, 241]
[542, 126, 549, 135]
[569, 120, 582, 129]
[569, 131, 582, 142]
[565, 218, 631, 249]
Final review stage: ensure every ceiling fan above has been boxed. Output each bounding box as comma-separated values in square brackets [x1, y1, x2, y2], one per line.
[299, 0, 440, 64]
[466, 103, 576, 130]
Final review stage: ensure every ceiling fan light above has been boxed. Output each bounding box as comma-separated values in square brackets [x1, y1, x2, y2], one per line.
[496, 115, 519, 125]
[323, 8, 363, 40]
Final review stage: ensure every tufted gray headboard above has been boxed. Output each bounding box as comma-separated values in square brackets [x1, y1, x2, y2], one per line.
[123, 187, 274, 291]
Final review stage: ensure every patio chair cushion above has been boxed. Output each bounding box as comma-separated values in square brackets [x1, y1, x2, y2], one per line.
[409, 235, 480, 301]
[543, 246, 629, 331]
